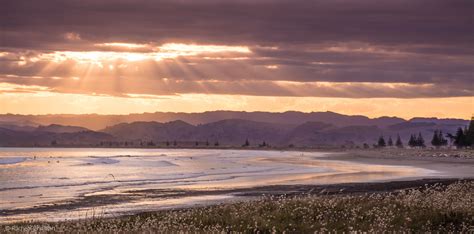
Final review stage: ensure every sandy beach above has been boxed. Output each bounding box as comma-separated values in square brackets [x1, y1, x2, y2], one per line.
[0, 148, 473, 225]
[321, 148, 474, 179]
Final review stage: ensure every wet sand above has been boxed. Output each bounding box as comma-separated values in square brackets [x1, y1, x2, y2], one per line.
[321, 149, 474, 179]
[2, 178, 472, 224]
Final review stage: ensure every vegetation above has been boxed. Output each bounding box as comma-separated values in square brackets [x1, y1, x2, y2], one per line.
[387, 136, 393, 147]
[384, 117, 473, 149]
[448, 118, 474, 148]
[376, 135, 399, 148]
[2, 182, 472, 233]
[431, 130, 448, 148]
[408, 133, 425, 148]
[395, 134, 403, 148]
[377, 136, 386, 147]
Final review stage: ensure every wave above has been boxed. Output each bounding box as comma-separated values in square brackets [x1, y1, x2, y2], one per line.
[0, 157, 27, 165]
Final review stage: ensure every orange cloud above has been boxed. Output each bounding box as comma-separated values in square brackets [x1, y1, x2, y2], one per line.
[0, 86, 472, 120]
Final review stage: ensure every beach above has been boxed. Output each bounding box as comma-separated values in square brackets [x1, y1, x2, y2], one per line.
[0, 148, 473, 225]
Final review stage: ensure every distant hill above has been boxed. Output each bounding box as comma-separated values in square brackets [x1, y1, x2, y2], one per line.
[102, 119, 291, 145]
[409, 118, 469, 126]
[0, 124, 113, 147]
[387, 122, 437, 131]
[99, 118, 467, 147]
[102, 120, 196, 141]
[36, 124, 90, 133]
[192, 119, 293, 145]
[0, 124, 37, 132]
[0, 111, 469, 147]
[0, 120, 39, 132]
[0, 111, 410, 130]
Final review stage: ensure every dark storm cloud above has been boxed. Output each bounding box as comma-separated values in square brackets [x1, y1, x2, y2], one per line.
[1, 0, 473, 98]
[2, 0, 473, 46]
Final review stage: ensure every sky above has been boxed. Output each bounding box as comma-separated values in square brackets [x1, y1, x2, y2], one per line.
[1, 0, 473, 119]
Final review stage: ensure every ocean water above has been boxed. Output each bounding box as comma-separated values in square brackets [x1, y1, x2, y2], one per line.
[0, 148, 430, 223]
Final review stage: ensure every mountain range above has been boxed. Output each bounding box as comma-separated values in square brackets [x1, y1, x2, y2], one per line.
[0, 111, 469, 147]
[0, 111, 416, 130]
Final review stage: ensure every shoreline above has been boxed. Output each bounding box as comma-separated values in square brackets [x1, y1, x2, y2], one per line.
[1, 145, 473, 160]
[1, 178, 473, 232]
[0, 148, 473, 226]
[1, 178, 472, 224]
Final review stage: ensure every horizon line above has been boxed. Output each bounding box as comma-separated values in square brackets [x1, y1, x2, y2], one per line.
[1, 110, 472, 121]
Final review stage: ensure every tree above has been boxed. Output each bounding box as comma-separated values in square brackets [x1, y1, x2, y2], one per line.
[214, 141, 219, 146]
[195, 141, 199, 146]
[377, 136, 386, 147]
[387, 136, 393, 147]
[438, 130, 448, 147]
[466, 117, 474, 147]
[431, 130, 440, 147]
[416, 133, 425, 148]
[453, 127, 465, 148]
[242, 139, 250, 147]
[408, 134, 416, 147]
[446, 133, 455, 145]
[173, 140, 177, 146]
[451, 117, 474, 148]
[395, 134, 403, 148]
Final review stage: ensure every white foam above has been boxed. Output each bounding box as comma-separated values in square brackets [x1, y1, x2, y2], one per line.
[155, 160, 178, 167]
[0, 157, 27, 165]
[84, 157, 120, 165]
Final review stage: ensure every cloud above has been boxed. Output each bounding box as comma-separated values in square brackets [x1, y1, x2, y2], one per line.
[0, 0, 473, 98]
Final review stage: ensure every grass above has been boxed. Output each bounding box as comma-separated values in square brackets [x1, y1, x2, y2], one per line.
[2, 181, 473, 233]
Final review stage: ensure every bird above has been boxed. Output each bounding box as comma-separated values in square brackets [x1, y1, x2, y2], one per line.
[107, 174, 116, 180]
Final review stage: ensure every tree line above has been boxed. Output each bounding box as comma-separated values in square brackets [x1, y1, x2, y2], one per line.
[377, 135, 404, 148]
[376, 117, 473, 148]
[447, 120, 474, 148]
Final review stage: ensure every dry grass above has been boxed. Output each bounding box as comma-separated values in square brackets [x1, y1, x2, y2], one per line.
[2, 181, 473, 233]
